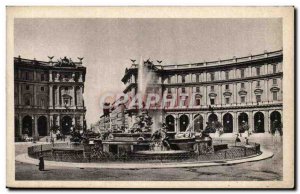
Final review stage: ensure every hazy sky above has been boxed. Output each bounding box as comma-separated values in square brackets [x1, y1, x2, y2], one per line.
[14, 18, 282, 126]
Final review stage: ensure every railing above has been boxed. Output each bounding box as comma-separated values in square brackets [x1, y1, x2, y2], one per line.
[28, 142, 261, 163]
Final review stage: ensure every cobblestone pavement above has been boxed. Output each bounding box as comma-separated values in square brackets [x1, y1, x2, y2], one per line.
[15, 135, 282, 181]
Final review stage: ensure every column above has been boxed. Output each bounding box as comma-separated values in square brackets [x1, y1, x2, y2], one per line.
[264, 111, 269, 133]
[264, 79, 268, 103]
[56, 86, 60, 107]
[18, 83, 22, 105]
[232, 112, 236, 133]
[249, 111, 253, 132]
[33, 85, 37, 107]
[56, 115, 60, 127]
[18, 115, 22, 135]
[203, 86, 207, 107]
[233, 83, 237, 105]
[72, 117, 76, 127]
[71, 86, 75, 107]
[176, 115, 179, 133]
[49, 115, 53, 128]
[220, 85, 223, 105]
[218, 84, 221, 106]
[49, 85, 53, 108]
[33, 115, 38, 138]
[249, 81, 252, 104]
[49, 70, 53, 82]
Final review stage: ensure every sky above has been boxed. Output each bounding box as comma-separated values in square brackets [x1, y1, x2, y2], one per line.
[14, 18, 282, 126]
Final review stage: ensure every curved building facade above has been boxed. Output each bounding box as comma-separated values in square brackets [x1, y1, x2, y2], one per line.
[102, 50, 283, 135]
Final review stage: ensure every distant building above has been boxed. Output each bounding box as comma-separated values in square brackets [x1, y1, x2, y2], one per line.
[100, 50, 283, 135]
[14, 56, 87, 140]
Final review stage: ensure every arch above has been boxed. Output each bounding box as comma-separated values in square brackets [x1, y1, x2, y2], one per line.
[38, 116, 48, 136]
[61, 115, 73, 135]
[193, 114, 203, 133]
[223, 113, 233, 133]
[270, 111, 282, 134]
[238, 112, 249, 133]
[22, 115, 33, 137]
[165, 115, 175, 132]
[208, 113, 218, 123]
[254, 112, 264, 133]
[179, 114, 189, 132]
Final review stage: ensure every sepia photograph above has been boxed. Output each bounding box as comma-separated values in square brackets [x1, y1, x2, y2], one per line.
[6, 6, 294, 188]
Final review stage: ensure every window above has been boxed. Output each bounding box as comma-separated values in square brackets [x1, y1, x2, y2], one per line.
[225, 84, 229, 90]
[241, 83, 245, 88]
[41, 74, 45, 81]
[196, 87, 200, 93]
[273, 64, 277, 73]
[225, 97, 230, 104]
[182, 75, 185, 83]
[257, 81, 260, 87]
[256, 67, 260, 76]
[25, 72, 29, 80]
[26, 85, 29, 90]
[41, 86, 44, 91]
[211, 86, 214, 91]
[256, 95, 261, 103]
[241, 69, 245, 78]
[196, 98, 201, 106]
[273, 79, 277, 85]
[25, 98, 30, 106]
[196, 74, 200, 82]
[65, 87, 68, 91]
[241, 96, 245, 103]
[210, 98, 215, 105]
[40, 99, 45, 107]
[182, 87, 186, 93]
[167, 88, 171, 93]
[273, 92, 278, 100]
[210, 73, 215, 81]
[167, 77, 171, 84]
[225, 71, 229, 80]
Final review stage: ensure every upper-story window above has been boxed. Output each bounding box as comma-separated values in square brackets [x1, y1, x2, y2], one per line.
[225, 84, 229, 90]
[196, 87, 200, 93]
[256, 95, 261, 103]
[241, 69, 245, 78]
[182, 75, 186, 83]
[211, 85, 214, 91]
[167, 88, 171, 93]
[41, 86, 44, 91]
[210, 98, 215, 105]
[196, 74, 200, 82]
[241, 82, 245, 88]
[25, 72, 29, 80]
[25, 98, 30, 106]
[241, 96, 245, 103]
[273, 79, 277, 85]
[26, 85, 29, 90]
[273, 92, 278, 101]
[182, 87, 186, 93]
[225, 71, 229, 80]
[257, 81, 260, 87]
[210, 73, 215, 81]
[167, 77, 171, 84]
[225, 97, 230, 104]
[273, 64, 277, 73]
[41, 74, 45, 81]
[256, 67, 261, 76]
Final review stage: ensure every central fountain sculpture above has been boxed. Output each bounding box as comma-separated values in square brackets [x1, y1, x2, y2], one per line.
[87, 58, 216, 159]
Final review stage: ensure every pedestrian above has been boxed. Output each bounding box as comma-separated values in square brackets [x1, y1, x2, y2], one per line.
[235, 134, 241, 146]
[39, 155, 44, 171]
